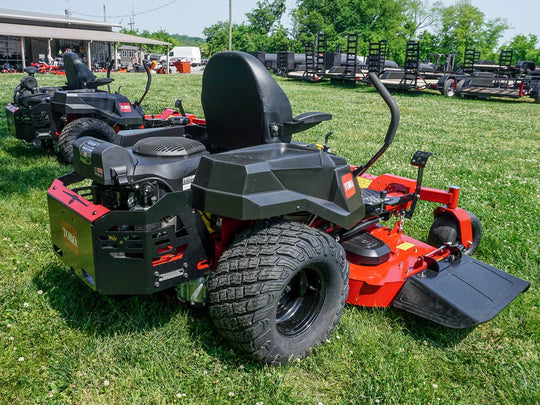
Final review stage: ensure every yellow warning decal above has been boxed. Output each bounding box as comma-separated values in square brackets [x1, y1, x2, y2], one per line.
[397, 242, 415, 251]
[356, 177, 372, 188]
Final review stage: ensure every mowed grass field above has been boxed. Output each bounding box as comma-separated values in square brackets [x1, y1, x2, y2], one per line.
[0, 70, 538, 404]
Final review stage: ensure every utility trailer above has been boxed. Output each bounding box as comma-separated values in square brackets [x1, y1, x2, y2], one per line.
[323, 34, 368, 83]
[437, 50, 540, 102]
[278, 34, 328, 82]
[375, 41, 424, 91]
[369, 41, 455, 93]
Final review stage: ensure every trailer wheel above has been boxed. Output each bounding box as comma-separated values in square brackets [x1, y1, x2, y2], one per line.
[58, 117, 116, 164]
[427, 210, 482, 255]
[455, 79, 465, 96]
[207, 221, 349, 365]
[442, 78, 455, 97]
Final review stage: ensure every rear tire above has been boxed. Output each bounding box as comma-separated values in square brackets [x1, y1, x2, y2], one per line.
[455, 79, 465, 96]
[427, 210, 482, 255]
[442, 78, 455, 97]
[207, 221, 349, 364]
[58, 117, 116, 164]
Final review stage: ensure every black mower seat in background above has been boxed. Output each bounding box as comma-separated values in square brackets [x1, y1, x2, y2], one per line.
[201, 51, 331, 152]
[63, 52, 113, 90]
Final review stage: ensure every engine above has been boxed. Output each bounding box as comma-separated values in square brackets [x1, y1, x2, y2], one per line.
[72, 136, 208, 210]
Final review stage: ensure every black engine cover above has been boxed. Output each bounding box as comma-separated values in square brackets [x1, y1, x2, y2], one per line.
[73, 136, 207, 191]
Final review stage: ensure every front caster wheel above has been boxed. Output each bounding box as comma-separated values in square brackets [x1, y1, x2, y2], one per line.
[208, 221, 349, 365]
[427, 210, 482, 255]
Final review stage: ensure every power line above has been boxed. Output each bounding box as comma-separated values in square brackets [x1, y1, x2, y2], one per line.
[69, 0, 179, 19]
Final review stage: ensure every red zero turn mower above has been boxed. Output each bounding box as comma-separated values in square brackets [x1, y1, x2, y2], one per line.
[5, 52, 202, 163]
[47, 51, 529, 365]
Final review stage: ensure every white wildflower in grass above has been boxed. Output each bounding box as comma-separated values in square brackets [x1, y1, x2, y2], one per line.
[23, 302, 29, 308]
[9, 336, 14, 341]
[37, 290, 43, 295]
[18, 356, 24, 362]
[228, 392, 235, 397]
[256, 402, 264, 405]
[103, 380, 110, 387]
[6, 323, 11, 328]
[432, 383, 438, 389]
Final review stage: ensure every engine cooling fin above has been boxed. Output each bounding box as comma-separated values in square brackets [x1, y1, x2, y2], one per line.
[133, 136, 206, 157]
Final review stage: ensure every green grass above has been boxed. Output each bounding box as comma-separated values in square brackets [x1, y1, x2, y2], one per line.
[0, 71, 538, 404]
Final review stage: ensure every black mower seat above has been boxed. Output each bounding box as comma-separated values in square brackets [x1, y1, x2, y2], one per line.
[63, 52, 113, 90]
[201, 51, 331, 152]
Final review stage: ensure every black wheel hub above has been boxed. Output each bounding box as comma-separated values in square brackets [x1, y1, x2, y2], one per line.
[276, 266, 326, 336]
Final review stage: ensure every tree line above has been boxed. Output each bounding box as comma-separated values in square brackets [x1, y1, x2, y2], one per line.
[124, 0, 540, 66]
[205, 0, 540, 66]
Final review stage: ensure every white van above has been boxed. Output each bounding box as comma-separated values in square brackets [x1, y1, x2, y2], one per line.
[168, 46, 201, 66]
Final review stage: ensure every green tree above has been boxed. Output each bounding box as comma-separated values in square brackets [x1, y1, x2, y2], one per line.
[203, 0, 290, 54]
[119, 28, 180, 54]
[432, 0, 508, 64]
[291, 0, 420, 65]
[246, 0, 286, 35]
[508, 34, 540, 64]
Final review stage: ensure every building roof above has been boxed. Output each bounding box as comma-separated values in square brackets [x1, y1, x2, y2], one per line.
[0, 8, 170, 46]
[0, 8, 121, 28]
[0, 22, 171, 46]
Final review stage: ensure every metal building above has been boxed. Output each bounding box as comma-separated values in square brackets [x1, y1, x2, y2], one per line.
[0, 8, 171, 71]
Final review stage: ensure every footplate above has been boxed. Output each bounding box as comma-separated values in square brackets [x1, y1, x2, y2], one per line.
[392, 255, 529, 328]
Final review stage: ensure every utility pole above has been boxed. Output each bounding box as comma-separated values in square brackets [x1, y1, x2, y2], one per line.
[228, 0, 232, 51]
[129, 5, 135, 31]
[103, 5, 106, 22]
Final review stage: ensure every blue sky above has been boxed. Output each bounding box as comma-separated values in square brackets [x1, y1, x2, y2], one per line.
[8, 0, 540, 45]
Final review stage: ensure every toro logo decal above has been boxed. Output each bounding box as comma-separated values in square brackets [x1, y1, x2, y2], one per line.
[118, 102, 132, 112]
[61, 220, 79, 255]
[341, 173, 356, 199]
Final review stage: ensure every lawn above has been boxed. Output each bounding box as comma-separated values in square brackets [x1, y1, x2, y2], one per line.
[0, 70, 538, 404]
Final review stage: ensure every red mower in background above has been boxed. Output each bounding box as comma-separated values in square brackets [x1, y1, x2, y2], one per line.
[47, 51, 529, 365]
[6, 52, 204, 163]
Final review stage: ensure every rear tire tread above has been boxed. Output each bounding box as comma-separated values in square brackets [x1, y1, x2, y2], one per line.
[208, 221, 348, 364]
[58, 117, 116, 163]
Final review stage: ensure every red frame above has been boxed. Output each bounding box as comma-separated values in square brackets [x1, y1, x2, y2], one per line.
[48, 179, 109, 223]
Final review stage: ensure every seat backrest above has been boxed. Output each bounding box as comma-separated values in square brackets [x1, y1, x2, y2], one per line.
[201, 51, 293, 151]
[63, 52, 96, 89]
